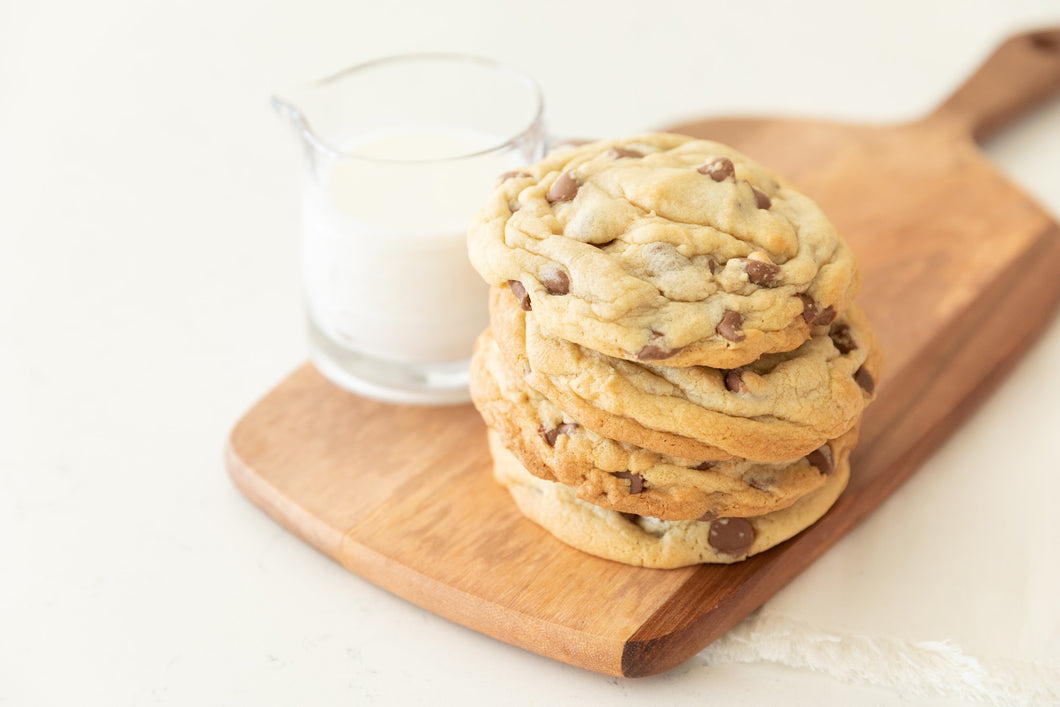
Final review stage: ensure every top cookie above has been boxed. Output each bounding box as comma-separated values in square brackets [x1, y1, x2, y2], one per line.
[468, 133, 859, 368]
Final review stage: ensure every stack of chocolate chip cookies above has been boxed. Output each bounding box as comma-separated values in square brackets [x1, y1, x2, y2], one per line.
[467, 133, 879, 569]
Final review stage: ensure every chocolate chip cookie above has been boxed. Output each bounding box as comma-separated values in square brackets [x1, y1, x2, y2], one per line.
[489, 286, 880, 462]
[468, 133, 859, 368]
[472, 329, 857, 520]
[489, 430, 851, 568]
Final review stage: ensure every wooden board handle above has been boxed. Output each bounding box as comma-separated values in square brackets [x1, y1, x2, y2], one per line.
[930, 27, 1060, 142]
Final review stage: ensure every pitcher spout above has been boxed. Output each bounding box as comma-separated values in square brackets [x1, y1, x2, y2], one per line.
[270, 92, 333, 166]
[270, 95, 303, 132]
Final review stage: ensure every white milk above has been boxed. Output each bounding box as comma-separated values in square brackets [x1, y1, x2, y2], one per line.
[301, 127, 520, 365]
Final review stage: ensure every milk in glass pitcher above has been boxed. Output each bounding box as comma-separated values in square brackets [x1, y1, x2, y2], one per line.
[273, 54, 546, 404]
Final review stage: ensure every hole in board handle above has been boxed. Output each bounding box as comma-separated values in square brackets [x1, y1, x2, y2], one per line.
[1028, 32, 1059, 53]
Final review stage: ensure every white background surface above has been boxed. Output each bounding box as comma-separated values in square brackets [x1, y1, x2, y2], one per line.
[3, 1, 1060, 705]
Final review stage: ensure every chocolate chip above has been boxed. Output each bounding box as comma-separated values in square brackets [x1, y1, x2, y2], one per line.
[697, 510, 718, 522]
[796, 294, 836, 326]
[637, 330, 681, 361]
[636, 341, 685, 361]
[741, 259, 781, 287]
[752, 187, 772, 209]
[707, 257, 718, 275]
[815, 306, 837, 325]
[541, 422, 579, 447]
[806, 445, 834, 475]
[540, 266, 570, 295]
[546, 171, 580, 203]
[613, 471, 644, 494]
[508, 280, 531, 311]
[797, 294, 817, 324]
[636, 345, 667, 361]
[499, 170, 531, 182]
[724, 370, 749, 393]
[716, 310, 746, 342]
[748, 477, 770, 491]
[693, 461, 716, 471]
[697, 156, 735, 182]
[708, 517, 755, 556]
[556, 421, 579, 437]
[829, 323, 857, 354]
[607, 147, 643, 159]
[854, 366, 875, 394]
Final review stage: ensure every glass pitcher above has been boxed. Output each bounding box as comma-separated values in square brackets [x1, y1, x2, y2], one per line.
[273, 53, 546, 404]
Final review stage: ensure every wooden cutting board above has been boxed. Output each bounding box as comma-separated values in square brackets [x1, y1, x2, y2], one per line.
[227, 28, 1060, 678]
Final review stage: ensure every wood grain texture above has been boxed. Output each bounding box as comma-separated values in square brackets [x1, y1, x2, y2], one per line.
[227, 28, 1060, 678]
